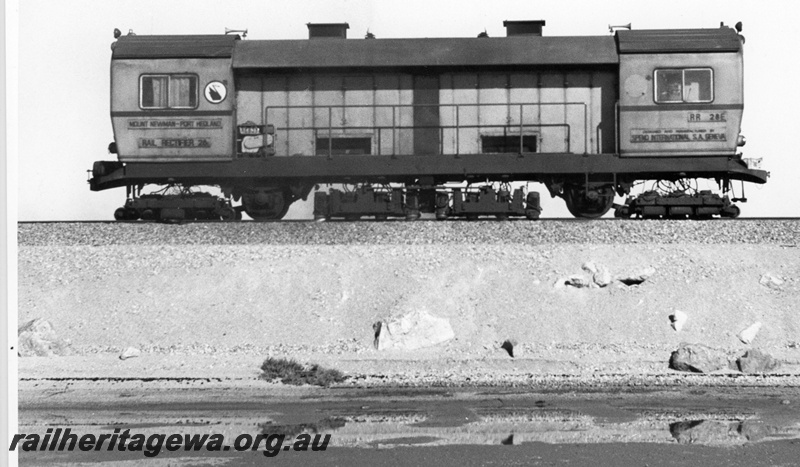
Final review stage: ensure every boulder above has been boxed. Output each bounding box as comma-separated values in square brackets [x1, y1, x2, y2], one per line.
[17, 318, 71, 357]
[669, 342, 735, 373]
[581, 262, 598, 274]
[759, 274, 784, 289]
[592, 269, 614, 288]
[562, 274, 593, 288]
[736, 349, 780, 374]
[119, 347, 141, 360]
[373, 309, 455, 351]
[616, 267, 656, 286]
[669, 310, 688, 332]
[738, 322, 762, 344]
[583, 261, 613, 288]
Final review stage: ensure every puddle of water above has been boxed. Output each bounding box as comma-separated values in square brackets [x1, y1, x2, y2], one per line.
[19, 402, 800, 450]
[252, 406, 800, 448]
[259, 417, 346, 437]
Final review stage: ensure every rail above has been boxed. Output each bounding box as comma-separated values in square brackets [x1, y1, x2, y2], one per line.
[264, 103, 589, 158]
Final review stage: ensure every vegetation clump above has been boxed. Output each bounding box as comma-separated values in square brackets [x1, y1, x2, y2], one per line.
[260, 357, 348, 387]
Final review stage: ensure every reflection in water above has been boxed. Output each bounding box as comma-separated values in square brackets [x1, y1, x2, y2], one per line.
[277, 408, 800, 448]
[22, 406, 799, 452]
[367, 436, 442, 447]
[259, 417, 347, 437]
[669, 419, 786, 446]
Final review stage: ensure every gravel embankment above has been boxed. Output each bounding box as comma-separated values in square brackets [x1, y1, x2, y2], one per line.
[16, 220, 800, 383]
[17, 219, 800, 246]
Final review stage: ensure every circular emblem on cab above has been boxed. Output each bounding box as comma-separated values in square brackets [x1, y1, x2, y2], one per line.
[204, 81, 227, 104]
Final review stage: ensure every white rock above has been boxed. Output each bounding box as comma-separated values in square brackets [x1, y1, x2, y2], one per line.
[617, 267, 657, 285]
[581, 261, 613, 287]
[759, 274, 784, 289]
[17, 318, 72, 357]
[635, 266, 657, 280]
[593, 268, 614, 288]
[738, 322, 762, 345]
[669, 310, 688, 332]
[565, 275, 592, 288]
[119, 347, 141, 360]
[374, 310, 455, 351]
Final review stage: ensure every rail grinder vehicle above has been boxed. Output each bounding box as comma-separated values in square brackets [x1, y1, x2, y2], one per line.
[89, 20, 768, 221]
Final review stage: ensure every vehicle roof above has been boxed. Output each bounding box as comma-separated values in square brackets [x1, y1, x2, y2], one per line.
[109, 27, 742, 65]
[615, 27, 742, 54]
[232, 36, 619, 69]
[111, 34, 239, 59]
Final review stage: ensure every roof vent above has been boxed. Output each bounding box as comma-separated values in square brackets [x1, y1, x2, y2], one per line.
[307, 23, 349, 39]
[503, 20, 545, 37]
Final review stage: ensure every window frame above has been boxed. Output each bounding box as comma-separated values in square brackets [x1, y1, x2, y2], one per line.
[314, 136, 373, 156]
[653, 68, 714, 104]
[139, 73, 199, 110]
[480, 133, 539, 154]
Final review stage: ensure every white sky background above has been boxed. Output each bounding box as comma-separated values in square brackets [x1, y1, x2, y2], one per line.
[12, 0, 800, 220]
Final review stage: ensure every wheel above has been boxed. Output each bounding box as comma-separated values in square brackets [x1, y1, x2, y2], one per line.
[219, 207, 237, 221]
[563, 186, 614, 219]
[525, 209, 541, 220]
[114, 207, 127, 221]
[405, 211, 421, 221]
[242, 189, 291, 220]
[721, 205, 740, 219]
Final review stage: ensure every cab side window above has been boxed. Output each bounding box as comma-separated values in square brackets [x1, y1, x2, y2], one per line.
[140, 74, 198, 109]
[655, 68, 713, 104]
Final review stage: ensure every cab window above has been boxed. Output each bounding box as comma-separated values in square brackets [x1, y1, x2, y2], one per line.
[140, 74, 198, 109]
[655, 68, 713, 104]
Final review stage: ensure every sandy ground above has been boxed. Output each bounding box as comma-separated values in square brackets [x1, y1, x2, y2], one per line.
[16, 239, 800, 382]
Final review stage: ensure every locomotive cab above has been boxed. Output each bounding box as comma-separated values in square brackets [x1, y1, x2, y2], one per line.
[109, 34, 238, 163]
[616, 27, 745, 157]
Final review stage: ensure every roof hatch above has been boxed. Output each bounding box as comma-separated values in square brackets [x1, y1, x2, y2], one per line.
[503, 20, 546, 37]
[307, 23, 349, 39]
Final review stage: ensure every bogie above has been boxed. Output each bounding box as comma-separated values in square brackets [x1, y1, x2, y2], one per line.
[313, 184, 542, 221]
[615, 190, 741, 220]
[113, 186, 238, 222]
